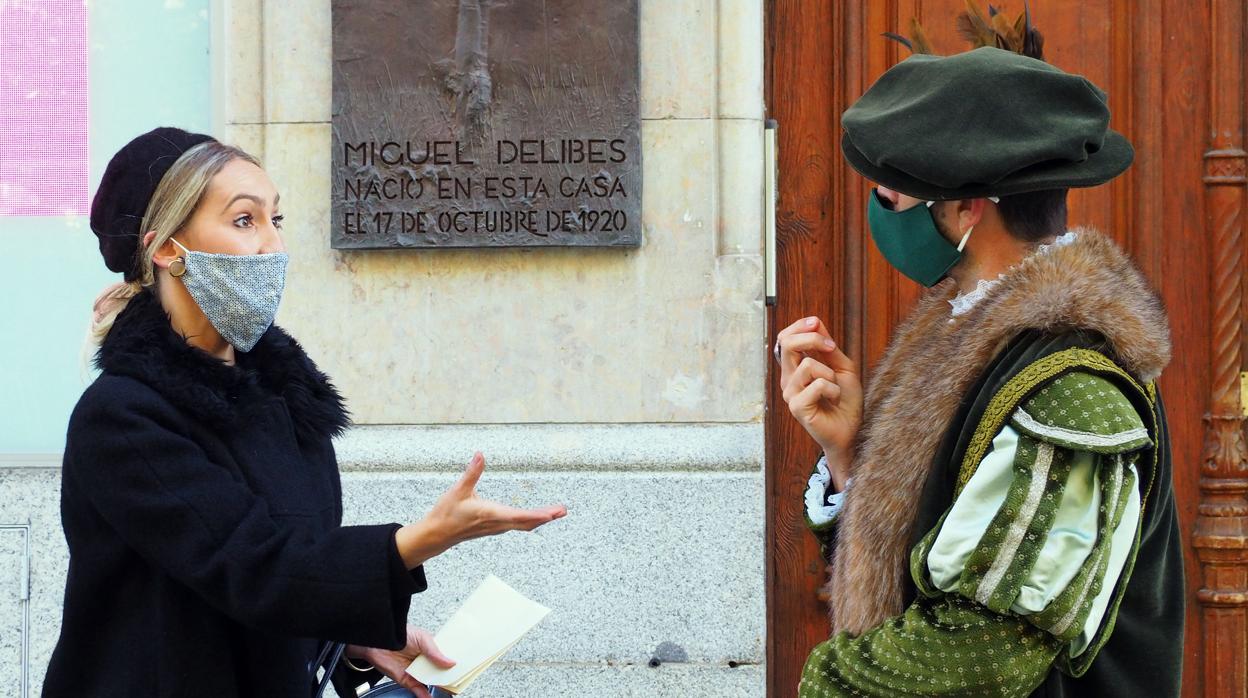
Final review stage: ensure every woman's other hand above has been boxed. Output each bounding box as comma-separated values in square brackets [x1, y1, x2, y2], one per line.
[346, 625, 453, 697]
[395, 452, 567, 568]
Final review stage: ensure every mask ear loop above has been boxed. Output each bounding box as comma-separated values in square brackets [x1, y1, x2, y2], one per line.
[948, 196, 1001, 252]
[925, 199, 975, 252]
[956, 226, 974, 252]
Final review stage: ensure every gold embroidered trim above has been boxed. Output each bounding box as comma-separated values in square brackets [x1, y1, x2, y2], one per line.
[955, 348, 1151, 495]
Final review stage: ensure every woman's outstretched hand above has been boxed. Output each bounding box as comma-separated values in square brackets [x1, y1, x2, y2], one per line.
[395, 452, 567, 568]
[346, 625, 453, 697]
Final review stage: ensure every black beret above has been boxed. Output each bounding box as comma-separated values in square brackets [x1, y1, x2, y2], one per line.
[90, 127, 216, 281]
[841, 47, 1134, 200]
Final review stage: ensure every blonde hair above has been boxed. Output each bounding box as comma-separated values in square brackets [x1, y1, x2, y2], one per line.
[87, 140, 262, 346]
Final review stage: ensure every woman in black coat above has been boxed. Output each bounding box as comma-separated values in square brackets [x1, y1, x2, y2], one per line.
[42, 128, 566, 697]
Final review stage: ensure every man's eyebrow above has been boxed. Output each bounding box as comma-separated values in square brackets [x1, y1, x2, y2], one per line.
[220, 193, 278, 213]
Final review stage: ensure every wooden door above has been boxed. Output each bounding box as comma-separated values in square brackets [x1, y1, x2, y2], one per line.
[764, 1, 1247, 696]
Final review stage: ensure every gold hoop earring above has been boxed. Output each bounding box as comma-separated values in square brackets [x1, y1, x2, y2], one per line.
[169, 257, 187, 277]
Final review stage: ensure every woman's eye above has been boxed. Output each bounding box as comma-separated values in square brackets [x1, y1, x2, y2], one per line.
[272, 214, 284, 229]
[233, 214, 253, 228]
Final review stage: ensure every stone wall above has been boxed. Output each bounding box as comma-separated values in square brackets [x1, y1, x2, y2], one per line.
[217, 0, 765, 425]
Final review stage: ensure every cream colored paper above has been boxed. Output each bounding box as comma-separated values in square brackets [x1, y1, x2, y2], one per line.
[406, 575, 550, 694]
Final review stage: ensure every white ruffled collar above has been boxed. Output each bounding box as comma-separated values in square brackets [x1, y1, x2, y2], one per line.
[948, 231, 1079, 318]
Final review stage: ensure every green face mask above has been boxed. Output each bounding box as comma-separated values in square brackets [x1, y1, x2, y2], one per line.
[866, 188, 992, 287]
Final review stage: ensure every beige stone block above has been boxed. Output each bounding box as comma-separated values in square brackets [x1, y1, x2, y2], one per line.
[219, 123, 265, 161]
[257, 119, 763, 424]
[260, 121, 333, 271]
[640, 0, 716, 119]
[219, 0, 264, 124]
[263, 0, 331, 123]
[717, 118, 764, 256]
[717, 0, 765, 119]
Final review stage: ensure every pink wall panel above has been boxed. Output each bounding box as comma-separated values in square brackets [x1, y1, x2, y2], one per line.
[0, 0, 88, 216]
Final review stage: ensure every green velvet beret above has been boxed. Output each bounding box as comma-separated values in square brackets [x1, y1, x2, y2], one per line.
[841, 46, 1133, 200]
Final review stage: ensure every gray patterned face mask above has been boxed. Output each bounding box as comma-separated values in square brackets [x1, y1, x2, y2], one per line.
[169, 238, 288, 352]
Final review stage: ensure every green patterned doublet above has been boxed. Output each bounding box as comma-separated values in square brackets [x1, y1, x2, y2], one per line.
[799, 351, 1158, 697]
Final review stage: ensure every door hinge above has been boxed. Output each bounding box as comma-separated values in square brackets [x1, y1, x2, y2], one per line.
[764, 119, 778, 306]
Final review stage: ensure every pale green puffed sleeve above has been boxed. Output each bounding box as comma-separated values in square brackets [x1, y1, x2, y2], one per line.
[915, 371, 1149, 654]
[915, 425, 1142, 657]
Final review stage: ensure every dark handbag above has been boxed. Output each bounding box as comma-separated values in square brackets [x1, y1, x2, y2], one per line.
[313, 641, 449, 698]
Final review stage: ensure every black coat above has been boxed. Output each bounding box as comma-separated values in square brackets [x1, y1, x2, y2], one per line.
[42, 290, 426, 697]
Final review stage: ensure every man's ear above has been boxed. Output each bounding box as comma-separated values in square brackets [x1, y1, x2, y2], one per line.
[956, 198, 986, 233]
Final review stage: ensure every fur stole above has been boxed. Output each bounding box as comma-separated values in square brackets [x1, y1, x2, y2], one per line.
[96, 288, 351, 443]
[826, 228, 1171, 636]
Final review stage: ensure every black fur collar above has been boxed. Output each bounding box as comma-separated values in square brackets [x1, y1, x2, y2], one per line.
[96, 289, 351, 441]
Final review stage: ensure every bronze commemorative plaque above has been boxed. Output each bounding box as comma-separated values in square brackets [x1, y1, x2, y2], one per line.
[331, 0, 641, 248]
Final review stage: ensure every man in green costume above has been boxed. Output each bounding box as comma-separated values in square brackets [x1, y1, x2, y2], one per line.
[775, 37, 1184, 698]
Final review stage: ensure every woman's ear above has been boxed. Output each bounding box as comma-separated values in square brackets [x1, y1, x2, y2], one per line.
[144, 231, 176, 270]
